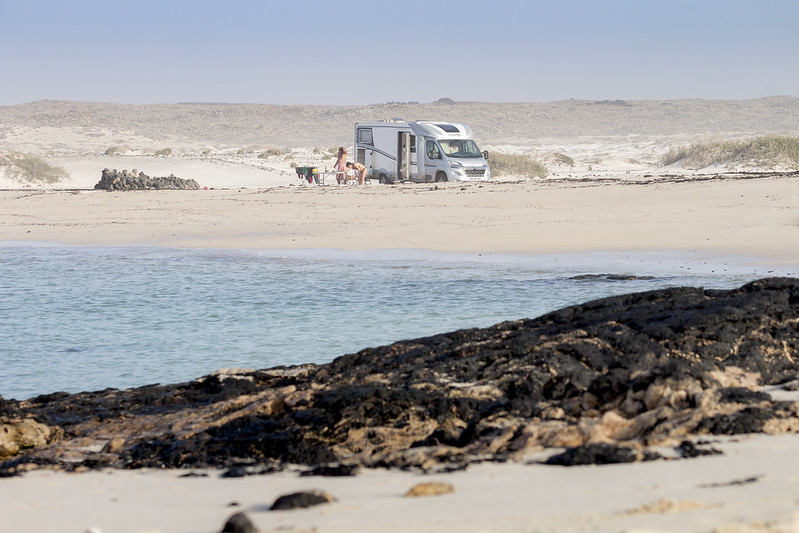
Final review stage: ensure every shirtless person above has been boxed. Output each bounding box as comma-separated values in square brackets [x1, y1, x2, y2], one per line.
[334, 147, 347, 184]
[346, 161, 367, 185]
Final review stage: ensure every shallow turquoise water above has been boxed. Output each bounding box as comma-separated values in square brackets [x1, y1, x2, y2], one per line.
[1, 244, 793, 400]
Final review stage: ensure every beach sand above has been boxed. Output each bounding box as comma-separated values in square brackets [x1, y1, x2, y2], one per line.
[2, 99, 799, 532]
[3, 435, 799, 533]
[1, 176, 798, 265]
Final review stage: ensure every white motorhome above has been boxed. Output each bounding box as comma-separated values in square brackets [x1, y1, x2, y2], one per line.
[354, 120, 490, 183]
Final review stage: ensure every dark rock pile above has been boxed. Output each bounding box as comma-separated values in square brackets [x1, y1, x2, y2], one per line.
[94, 168, 200, 191]
[1, 278, 798, 476]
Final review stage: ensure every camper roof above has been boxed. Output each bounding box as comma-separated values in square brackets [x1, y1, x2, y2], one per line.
[409, 121, 473, 139]
[356, 120, 475, 139]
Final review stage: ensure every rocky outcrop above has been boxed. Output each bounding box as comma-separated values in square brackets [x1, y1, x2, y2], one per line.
[94, 168, 200, 191]
[1, 278, 798, 475]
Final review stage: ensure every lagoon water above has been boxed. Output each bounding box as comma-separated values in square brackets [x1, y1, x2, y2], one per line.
[1, 243, 794, 400]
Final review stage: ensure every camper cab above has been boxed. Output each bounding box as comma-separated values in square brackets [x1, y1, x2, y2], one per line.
[354, 120, 490, 183]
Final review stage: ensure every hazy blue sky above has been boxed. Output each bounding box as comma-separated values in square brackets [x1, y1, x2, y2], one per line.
[1, 0, 797, 105]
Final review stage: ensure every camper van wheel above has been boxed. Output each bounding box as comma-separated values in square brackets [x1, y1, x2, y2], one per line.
[378, 173, 388, 184]
[435, 172, 448, 182]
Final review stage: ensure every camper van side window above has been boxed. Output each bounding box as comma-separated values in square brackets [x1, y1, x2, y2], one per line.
[410, 135, 416, 153]
[426, 140, 440, 159]
[358, 128, 373, 145]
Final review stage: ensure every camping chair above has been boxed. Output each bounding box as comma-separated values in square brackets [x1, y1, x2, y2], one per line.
[344, 168, 358, 185]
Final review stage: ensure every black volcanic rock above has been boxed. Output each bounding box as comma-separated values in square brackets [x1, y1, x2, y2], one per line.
[221, 512, 256, 533]
[269, 490, 336, 510]
[544, 443, 654, 466]
[676, 440, 722, 458]
[95, 168, 200, 191]
[1, 278, 798, 475]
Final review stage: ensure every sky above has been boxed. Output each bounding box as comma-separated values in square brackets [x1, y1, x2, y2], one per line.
[1, 0, 798, 106]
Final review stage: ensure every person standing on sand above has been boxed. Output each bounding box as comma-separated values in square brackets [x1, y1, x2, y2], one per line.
[346, 161, 367, 185]
[335, 147, 347, 184]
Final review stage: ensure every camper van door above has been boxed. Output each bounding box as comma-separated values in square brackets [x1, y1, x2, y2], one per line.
[416, 137, 425, 181]
[424, 138, 446, 182]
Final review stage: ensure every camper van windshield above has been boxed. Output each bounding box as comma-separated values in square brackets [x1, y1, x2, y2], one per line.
[439, 139, 482, 158]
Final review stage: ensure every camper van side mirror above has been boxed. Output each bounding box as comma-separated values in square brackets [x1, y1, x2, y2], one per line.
[482, 150, 489, 160]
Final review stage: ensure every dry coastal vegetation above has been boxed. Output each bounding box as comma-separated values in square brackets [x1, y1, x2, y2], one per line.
[659, 135, 799, 169]
[0, 152, 69, 185]
[2, 96, 799, 185]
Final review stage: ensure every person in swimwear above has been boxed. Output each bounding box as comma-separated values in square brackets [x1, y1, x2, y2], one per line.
[346, 161, 367, 185]
[334, 147, 347, 184]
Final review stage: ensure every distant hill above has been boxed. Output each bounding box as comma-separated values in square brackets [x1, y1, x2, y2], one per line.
[2, 97, 799, 149]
